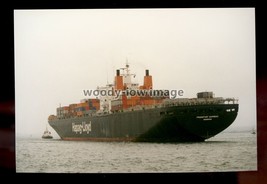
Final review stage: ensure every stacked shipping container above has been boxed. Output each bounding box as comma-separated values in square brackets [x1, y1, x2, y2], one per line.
[56, 99, 100, 118]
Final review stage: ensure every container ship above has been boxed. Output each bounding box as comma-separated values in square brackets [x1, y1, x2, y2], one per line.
[48, 63, 239, 142]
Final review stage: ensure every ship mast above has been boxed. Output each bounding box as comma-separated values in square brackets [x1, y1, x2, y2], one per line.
[120, 60, 131, 76]
[119, 60, 136, 89]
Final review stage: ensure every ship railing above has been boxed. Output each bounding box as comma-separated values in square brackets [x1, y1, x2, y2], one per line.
[161, 97, 237, 107]
[223, 98, 238, 104]
[50, 97, 238, 119]
[102, 97, 238, 114]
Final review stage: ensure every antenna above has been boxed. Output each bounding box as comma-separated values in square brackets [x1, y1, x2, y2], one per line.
[126, 57, 129, 68]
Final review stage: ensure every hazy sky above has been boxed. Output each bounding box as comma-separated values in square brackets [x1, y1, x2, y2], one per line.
[14, 8, 256, 138]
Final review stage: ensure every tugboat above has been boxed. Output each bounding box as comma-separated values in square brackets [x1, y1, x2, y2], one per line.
[42, 126, 53, 139]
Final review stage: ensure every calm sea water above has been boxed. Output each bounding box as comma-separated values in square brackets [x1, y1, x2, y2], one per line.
[16, 132, 257, 173]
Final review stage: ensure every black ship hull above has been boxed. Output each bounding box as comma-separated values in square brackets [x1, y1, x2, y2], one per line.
[42, 136, 53, 139]
[49, 104, 238, 142]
